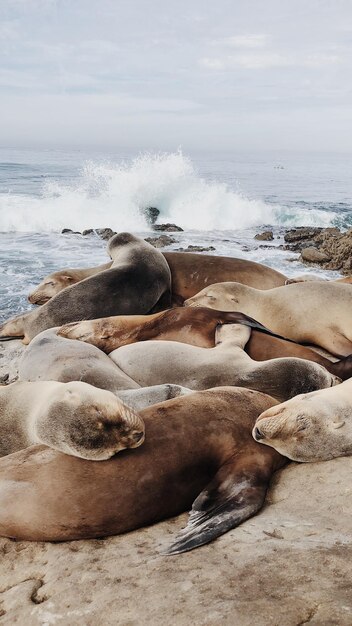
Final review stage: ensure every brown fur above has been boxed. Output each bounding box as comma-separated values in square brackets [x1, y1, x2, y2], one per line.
[59, 307, 352, 381]
[0, 387, 285, 553]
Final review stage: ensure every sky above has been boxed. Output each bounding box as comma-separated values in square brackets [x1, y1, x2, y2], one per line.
[1, 0, 352, 151]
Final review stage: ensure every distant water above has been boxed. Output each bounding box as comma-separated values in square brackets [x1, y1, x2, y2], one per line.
[0, 147, 351, 321]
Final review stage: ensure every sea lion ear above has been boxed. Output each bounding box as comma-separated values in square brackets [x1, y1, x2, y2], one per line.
[162, 454, 269, 555]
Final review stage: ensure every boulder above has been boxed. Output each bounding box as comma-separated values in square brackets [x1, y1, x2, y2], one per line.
[95, 228, 117, 241]
[254, 231, 274, 241]
[61, 228, 81, 235]
[153, 223, 184, 232]
[141, 207, 160, 226]
[175, 245, 216, 253]
[144, 235, 176, 248]
[301, 247, 331, 264]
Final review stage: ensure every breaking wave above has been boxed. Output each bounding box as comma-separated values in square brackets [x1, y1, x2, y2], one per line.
[0, 151, 347, 232]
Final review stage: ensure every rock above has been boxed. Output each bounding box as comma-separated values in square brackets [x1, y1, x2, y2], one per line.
[95, 228, 117, 241]
[82, 229, 95, 236]
[141, 207, 160, 226]
[61, 228, 81, 235]
[153, 223, 184, 232]
[284, 227, 323, 243]
[254, 231, 274, 241]
[0, 373, 9, 384]
[144, 235, 176, 248]
[175, 245, 216, 253]
[0, 448, 351, 625]
[301, 247, 331, 264]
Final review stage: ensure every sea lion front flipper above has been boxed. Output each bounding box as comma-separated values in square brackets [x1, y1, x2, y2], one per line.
[163, 453, 271, 555]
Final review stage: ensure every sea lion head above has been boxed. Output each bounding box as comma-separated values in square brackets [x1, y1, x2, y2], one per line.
[58, 318, 111, 350]
[107, 232, 138, 259]
[35, 381, 145, 460]
[252, 388, 351, 462]
[184, 283, 237, 310]
[28, 272, 76, 304]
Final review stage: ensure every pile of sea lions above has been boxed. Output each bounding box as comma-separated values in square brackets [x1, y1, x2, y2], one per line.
[0, 232, 351, 554]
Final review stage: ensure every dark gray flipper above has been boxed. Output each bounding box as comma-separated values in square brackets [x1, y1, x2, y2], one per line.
[163, 454, 270, 555]
[220, 311, 298, 344]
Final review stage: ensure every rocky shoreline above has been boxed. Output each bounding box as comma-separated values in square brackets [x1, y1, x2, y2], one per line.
[61, 224, 352, 273]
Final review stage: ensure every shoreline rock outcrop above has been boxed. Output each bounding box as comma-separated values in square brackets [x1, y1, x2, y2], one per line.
[284, 227, 352, 273]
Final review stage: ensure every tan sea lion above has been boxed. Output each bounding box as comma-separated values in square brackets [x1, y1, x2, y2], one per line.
[109, 324, 339, 401]
[57, 307, 352, 380]
[27, 252, 287, 308]
[253, 377, 352, 462]
[0, 380, 144, 460]
[285, 274, 352, 285]
[0, 387, 285, 551]
[0, 233, 171, 343]
[28, 262, 111, 304]
[185, 281, 352, 357]
[19, 328, 140, 391]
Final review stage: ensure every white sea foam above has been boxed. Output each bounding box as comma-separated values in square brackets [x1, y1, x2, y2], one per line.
[0, 151, 340, 232]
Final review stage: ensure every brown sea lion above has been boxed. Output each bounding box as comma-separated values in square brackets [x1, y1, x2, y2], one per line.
[27, 252, 287, 309]
[58, 307, 290, 352]
[253, 377, 352, 462]
[28, 262, 111, 304]
[185, 281, 352, 357]
[0, 233, 171, 343]
[0, 387, 285, 552]
[0, 380, 144, 460]
[108, 324, 339, 401]
[57, 307, 352, 381]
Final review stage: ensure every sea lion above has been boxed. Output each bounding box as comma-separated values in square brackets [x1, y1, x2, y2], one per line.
[28, 262, 111, 304]
[58, 307, 290, 352]
[57, 307, 352, 380]
[185, 281, 352, 357]
[253, 377, 352, 462]
[109, 324, 339, 401]
[19, 328, 140, 392]
[117, 384, 192, 410]
[0, 380, 144, 460]
[26, 252, 287, 308]
[0, 387, 285, 551]
[0, 233, 171, 343]
[285, 274, 352, 285]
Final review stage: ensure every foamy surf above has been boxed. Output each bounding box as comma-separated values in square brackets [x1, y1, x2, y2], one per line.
[0, 151, 343, 232]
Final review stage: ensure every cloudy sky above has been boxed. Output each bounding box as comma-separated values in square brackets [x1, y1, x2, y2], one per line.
[1, 0, 352, 151]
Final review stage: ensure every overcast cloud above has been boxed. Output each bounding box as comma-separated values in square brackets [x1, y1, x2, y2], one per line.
[1, 0, 352, 151]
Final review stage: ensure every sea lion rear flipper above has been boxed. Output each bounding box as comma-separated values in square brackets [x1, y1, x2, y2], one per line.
[163, 454, 269, 555]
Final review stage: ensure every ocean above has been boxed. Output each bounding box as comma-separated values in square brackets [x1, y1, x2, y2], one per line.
[0, 147, 351, 323]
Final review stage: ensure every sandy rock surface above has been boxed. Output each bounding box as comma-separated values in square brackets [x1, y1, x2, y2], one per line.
[0, 458, 351, 625]
[0, 340, 351, 625]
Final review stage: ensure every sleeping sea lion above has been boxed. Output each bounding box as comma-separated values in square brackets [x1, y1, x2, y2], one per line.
[285, 274, 352, 285]
[57, 307, 352, 380]
[109, 324, 339, 401]
[19, 328, 140, 391]
[0, 380, 144, 460]
[27, 252, 287, 308]
[0, 386, 285, 552]
[57, 307, 290, 352]
[28, 262, 111, 305]
[0, 233, 171, 343]
[253, 377, 352, 462]
[185, 281, 352, 357]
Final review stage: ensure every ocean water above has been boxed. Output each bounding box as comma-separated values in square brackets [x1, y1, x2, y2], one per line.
[0, 147, 351, 322]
